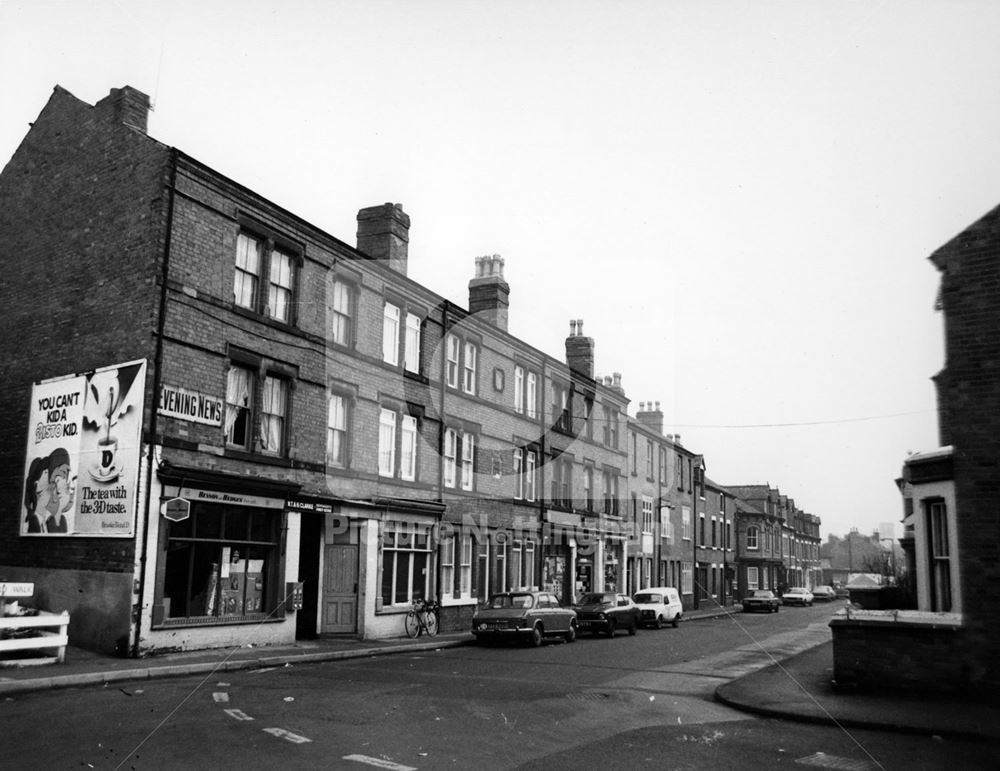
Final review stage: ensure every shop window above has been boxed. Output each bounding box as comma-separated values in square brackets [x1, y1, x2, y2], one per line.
[161, 503, 281, 622]
[381, 522, 432, 607]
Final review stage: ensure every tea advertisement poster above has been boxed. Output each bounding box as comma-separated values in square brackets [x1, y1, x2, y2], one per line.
[21, 359, 147, 537]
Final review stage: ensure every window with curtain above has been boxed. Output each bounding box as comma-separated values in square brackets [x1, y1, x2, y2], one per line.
[330, 279, 352, 346]
[461, 433, 475, 491]
[268, 248, 293, 323]
[260, 376, 287, 455]
[400, 415, 417, 481]
[234, 233, 261, 310]
[404, 312, 421, 373]
[225, 365, 254, 449]
[378, 409, 396, 477]
[383, 303, 400, 365]
[327, 393, 348, 467]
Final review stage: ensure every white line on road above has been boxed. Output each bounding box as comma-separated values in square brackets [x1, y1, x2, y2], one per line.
[224, 708, 255, 721]
[263, 727, 312, 744]
[343, 754, 417, 770]
[212, 692, 230, 703]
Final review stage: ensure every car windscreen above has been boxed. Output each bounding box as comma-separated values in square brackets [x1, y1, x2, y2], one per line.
[488, 593, 534, 609]
[752, 591, 772, 598]
[578, 593, 613, 605]
[634, 593, 662, 604]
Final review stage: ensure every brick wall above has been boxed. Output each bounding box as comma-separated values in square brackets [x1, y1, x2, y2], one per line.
[0, 86, 169, 574]
[929, 203, 1000, 692]
[830, 612, 978, 695]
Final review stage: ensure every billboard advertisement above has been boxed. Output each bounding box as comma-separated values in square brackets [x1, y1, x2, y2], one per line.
[21, 359, 147, 537]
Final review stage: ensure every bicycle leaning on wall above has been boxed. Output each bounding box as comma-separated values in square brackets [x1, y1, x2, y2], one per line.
[404, 597, 439, 638]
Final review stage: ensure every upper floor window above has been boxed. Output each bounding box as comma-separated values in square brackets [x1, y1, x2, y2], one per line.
[641, 496, 654, 533]
[602, 406, 618, 448]
[602, 470, 619, 515]
[513, 448, 537, 502]
[234, 231, 297, 323]
[461, 433, 476, 491]
[225, 365, 255, 450]
[445, 334, 460, 387]
[552, 456, 572, 508]
[681, 506, 691, 540]
[268, 248, 294, 323]
[383, 303, 400, 366]
[514, 366, 540, 418]
[584, 398, 593, 439]
[327, 393, 350, 467]
[379, 408, 419, 481]
[260, 375, 288, 456]
[583, 465, 594, 511]
[384, 301, 423, 373]
[330, 279, 353, 346]
[928, 500, 952, 612]
[553, 382, 571, 432]
[746, 525, 759, 551]
[463, 341, 478, 394]
[646, 440, 654, 478]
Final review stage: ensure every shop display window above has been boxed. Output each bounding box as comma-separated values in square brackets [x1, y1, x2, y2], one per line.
[380, 521, 433, 607]
[161, 503, 281, 622]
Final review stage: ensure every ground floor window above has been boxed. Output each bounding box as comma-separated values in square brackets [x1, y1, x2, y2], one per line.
[681, 562, 693, 594]
[509, 539, 536, 590]
[161, 503, 281, 621]
[381, 521, 433, 606]
[442, 532, 474, 601]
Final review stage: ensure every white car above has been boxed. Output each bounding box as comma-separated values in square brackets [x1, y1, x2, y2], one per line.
[632, 586, 683, 628]
[782, 587, 814, 606]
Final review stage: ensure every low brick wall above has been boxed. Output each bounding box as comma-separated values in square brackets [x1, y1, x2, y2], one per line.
[830, 609, 965, 693]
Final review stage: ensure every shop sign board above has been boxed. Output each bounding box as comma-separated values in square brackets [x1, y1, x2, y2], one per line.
[174, 487, 285, 509]
[0, 582, 35, 598]
[21, 359, 146, 537]
[158, 384, 223, 426]
[163, 497, 191, 522]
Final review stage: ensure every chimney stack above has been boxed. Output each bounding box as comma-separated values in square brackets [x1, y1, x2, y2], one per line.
[636, 399, 664, 435]
[609, 372, 625, 397]
[565, 318, 595, 378]
[95, 86, 150, 133]
[468, 255, 510, 330]
[357, 203, 410, 275]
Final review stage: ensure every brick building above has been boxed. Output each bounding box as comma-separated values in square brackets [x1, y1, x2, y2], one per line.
[846, 201, 1000, 695]
[0, 85, 648, 654]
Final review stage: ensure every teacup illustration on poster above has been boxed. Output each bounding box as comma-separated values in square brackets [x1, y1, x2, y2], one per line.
[83, 368, 139, 485]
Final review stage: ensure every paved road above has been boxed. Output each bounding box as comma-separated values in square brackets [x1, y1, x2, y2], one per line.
[2, 605, 994, 769]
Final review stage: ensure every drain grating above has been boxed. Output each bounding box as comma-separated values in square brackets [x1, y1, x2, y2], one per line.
[566, 692, 612, 701]
[795, 752, 880, 770]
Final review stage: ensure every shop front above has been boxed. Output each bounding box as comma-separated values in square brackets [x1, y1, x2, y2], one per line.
[139, 468, 301, 654]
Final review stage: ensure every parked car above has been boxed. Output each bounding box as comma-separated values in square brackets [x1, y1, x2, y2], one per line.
[633, 586, 683, 629]
[742, 590, 781, 613]
[811, 585, 837, 602]
[782, 587, 814, 606]
[472, 591, 577, 646]
[573, 592, 640, 636]
[834, 586, 850, 599]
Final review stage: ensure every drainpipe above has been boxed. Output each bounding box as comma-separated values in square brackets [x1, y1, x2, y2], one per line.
[133, 149, 177, 658]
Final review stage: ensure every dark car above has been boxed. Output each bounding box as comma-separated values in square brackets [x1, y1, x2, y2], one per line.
[812, 585, 837, 602]
[472, 591, 577, 647]
[742, 590, 780, 613]
[573, 592, 640, 637]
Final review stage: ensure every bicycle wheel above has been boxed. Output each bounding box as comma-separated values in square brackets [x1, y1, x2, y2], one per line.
[424, 609, 439, 637]
[404, 609, 420, 638]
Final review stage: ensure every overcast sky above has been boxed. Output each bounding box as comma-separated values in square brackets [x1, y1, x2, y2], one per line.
[4, 1, 999, 541]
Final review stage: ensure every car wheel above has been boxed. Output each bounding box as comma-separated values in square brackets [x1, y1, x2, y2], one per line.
[654, 615, 663, 630]
[774, 605, 779, 613]
[529, 624, 543, 647]
[564, 623, 576, 644]
[605, 620, 616, 638]
[628, 619, 637, 636]
[672, 614, 680, 628]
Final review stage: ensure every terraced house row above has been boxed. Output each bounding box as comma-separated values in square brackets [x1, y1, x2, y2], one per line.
[0, 85, 820, 655]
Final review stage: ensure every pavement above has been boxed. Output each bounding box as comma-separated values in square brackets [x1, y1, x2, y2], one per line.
[3, 606, 998, 744]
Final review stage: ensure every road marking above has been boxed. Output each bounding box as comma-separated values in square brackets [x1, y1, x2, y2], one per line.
[212, 692, 230, 703]
[342, 754, 417, 770]
[263, 727, 312, 744]
[795, 751, 879, 770]
[224, 709, 255, 721]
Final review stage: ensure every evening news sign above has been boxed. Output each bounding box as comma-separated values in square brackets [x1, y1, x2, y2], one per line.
[159, 385, 223, 426]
